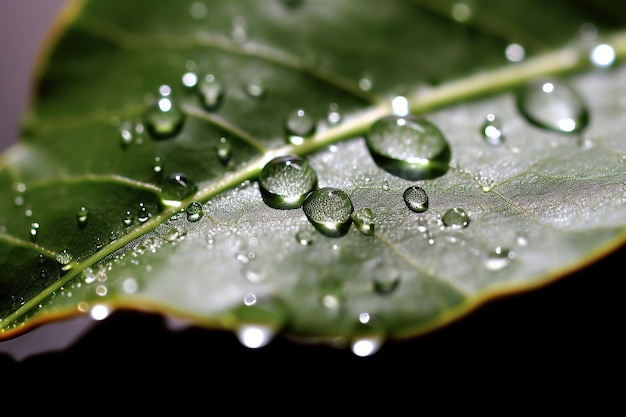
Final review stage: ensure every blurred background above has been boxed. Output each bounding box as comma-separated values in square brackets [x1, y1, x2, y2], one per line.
[0, 1, 623, 392]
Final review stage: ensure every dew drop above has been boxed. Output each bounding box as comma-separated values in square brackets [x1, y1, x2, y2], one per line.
[484, 247, 516, 271]
[516, 79, 589, 134]
[351, 207, 376, 236]
[296, 228, 315, 245]
[505, 43, 525, 62]
[285, 109, 316, 145]
[76, 206, 88, 229]
[29, 222, 39, 243]
[244, 79, 265, 99]
[120, 122, 134, 148]
[56, 249, 73, 266]
[145, 95, 185, 139]
[441, 207, 470, 228]
[186, 201, 204, 222]
[481, 113, 505, 146]
[391, 96, 409, 116]
[153, 156, 164, 181]
[259, 155, 318, 209]
[451, 2, 472, 22]
[302, 187, 354, 238]
[216, 137, 232, 165]
[231, 16, 249, 44]
[327, 103, 342, 125]
[590, 43, 615, 68]
[197, 74, 225, 111]
[123, 210, 134, 226]
[161, 173, 198, 206]
[373, 273, 401, 295]
[366, 115, 451, 180]
[181, 71, 198, 89]
[137, 203, 151, 223]
[403, 185, 429, 213]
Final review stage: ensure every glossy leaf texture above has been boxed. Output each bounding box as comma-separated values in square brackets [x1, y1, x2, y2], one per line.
[2, 0, 626, 355]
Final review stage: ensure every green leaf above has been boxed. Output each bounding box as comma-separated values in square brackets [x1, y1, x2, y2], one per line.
[2, 0, 626, 356]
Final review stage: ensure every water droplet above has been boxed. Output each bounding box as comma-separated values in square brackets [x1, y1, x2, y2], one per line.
[231, 16, 249, 44]
[120, 122, 134, 148]
[295, 228, 315, 245]
[29, 222, 39, 243]
[197, 74, 224, 111]
[285, 109, 316, 145]
[137, 202, 151, 223]
[327, 103, 342, 125]
[351, 337, 382, 357]
[153, 156, 164, 181]
[259, 155, 318, 209]
[302, 187, 354, 238]
[441, 207, 470, 228]
[56, 249, 73, 266]
[351, 207, 376, 235]
[123, 210, 133, 226]
[216, 137, 232, 165]
[403, 185, 429, 213]
[145, 96, 185, 139]
[373, 273, 400, 295]
[181, 71, 198, 89]
[590, 43, 615, 68]
[366, 115, 451, 180]
[484, 247, 516, 271]
[76, 206, 88, 229]
[189, 1, 208, 19]
[481, 113, 505, 146]
[186, 201, 204, 222]
[516, 79, 589, 134]
[451, 2, 472, 22]
[358, 76, 373, 91]
[505, 43, 525, 62]
[244, 79, 265, 99]
[236, 324, 273, 349]
[161, 173, 198, 206]
[391, 96, 409, 116]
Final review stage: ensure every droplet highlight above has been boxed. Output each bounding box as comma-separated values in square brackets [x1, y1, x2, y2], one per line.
[403, 186, 428, 213]
[366, 115, 451, 180]
[302, 187, 354, 238]
[259, 155, 318, 209]
[516, 79, 589, 134]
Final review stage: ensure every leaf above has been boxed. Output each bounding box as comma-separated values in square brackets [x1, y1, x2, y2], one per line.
[1, 0, 626, 356]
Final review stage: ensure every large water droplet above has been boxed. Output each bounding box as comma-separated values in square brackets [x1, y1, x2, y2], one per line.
[145, 96, 185, 139]
[161, 173, 198, 206]
[403, 185, 428, 213]
[366, 115, 451, 180]
[259, 155, 318, 209]
[516, 79, 589, 134]
[186, 201, 204, 222]
[197, 74, 225, 111]
[285, 109, 316, 145]
[351, 207, 376, 236]
[302, 187, 354, 238]
[441, 207, 470, 228]
[481, 113, 505, 146]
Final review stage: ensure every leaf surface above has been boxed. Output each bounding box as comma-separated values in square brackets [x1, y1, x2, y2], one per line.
[2, 0, 626, 353]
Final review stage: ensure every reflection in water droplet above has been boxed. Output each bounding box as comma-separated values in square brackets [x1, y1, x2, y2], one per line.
[351, 207, 376, 236]
[351, 337, 381, 357]
[481, 113, 505, 146]
[161, 173, 198, 206]
[29, 222, 39, 242]
[590, 43, 615, 68]
[484, 247, 516, 271]
[403, 186, 428, 213]
[56, 249, 73, 266]
[442, 207, 470, 228]
[145, 95, 185, 139]
[216, 137, 232, 165]
[302, 187, 354, 237]
[197, 74, 225, 110]
[259, 155, 318, 209]
[186, 201, 204, 222]
[237, 325, 273, 349]
[77, 206, 88, 229]
[366, 115, 451, 180]
[516, 80, 589, 134]
[285, 109, 316, 145]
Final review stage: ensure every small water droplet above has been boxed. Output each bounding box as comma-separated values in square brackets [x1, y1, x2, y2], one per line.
[451, 2, 472, 22]
[327, 103, 342, 125]
[231, 16, 249, 44]
[403, 185, 429, 213]
[481, 113, 505, 146]
[391, 96, 409, 116]
[186, 201, 204, 222]
[137, 203, 151, 223]
[181, 71, 198, 89]
[145, 94, 185, 139]
[236, 324, 273, 349]
[351, 207, 376, 235]
[373, 274, 400, 295]
[505, 43, 525, 62]
[216, 137, 232, 165]
[161, 173, 198, 206]
[259, 155, 318, 209]
[244, 79, 265, 98]
[302, 187, 354, 238]
[120, 122, 134, 148]
[285, 109, 316, 145]
[29, 222, 39, 242]
[366, 115, 451, 180]
[441, 207, 470, 228]
[153, 156, 164, 181]
[189, 1, 208, 19]
[484, 247, 516, 271]
[197, 74, 225, 111]
[590, 43, 615, 68]
[358, 76, 373, 91]
[296, 228, 315, 245]
[56, 249, 73, 266]
[76, 206, 88, 229]
[351, 337, 382, 357]
[516, 79, 589, 134]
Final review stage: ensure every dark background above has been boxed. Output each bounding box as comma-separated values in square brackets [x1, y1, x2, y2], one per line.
[0, 1, 622, 392]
